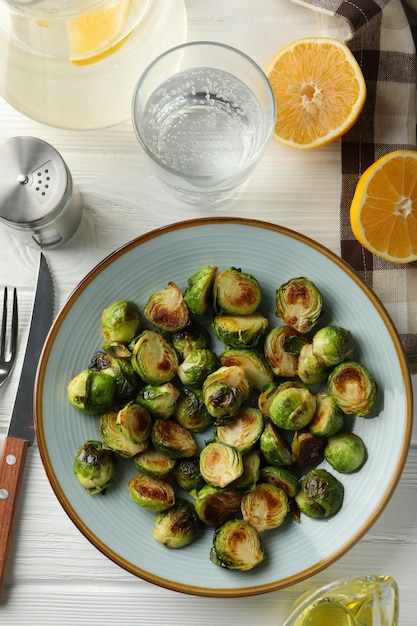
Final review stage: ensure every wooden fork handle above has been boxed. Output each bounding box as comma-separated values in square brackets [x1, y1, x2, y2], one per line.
[0, 437, 28, 596]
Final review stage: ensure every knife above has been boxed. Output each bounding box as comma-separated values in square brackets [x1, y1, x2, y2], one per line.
[0, 252, 54, 595]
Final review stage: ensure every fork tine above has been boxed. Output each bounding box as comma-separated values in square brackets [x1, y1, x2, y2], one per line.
[0, 287, 7, 358]
[0, 287, 18, 364]
[10, 287, 18, 361]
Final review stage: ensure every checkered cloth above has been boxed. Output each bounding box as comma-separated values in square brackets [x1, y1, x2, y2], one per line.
[291, 0, 417, 361]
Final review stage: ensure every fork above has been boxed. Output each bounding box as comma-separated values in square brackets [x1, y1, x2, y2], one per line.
[0, 287, 18, 388]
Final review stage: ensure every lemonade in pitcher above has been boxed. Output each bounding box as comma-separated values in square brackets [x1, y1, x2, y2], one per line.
[0, 0, 187, 129]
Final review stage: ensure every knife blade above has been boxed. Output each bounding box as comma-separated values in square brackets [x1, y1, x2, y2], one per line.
[0, 252, 54, 595]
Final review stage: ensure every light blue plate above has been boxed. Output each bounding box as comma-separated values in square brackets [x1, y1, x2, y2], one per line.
[35, 218, 412, 597]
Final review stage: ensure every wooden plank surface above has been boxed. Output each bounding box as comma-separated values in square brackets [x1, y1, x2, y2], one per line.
[0, 1, 415, 623]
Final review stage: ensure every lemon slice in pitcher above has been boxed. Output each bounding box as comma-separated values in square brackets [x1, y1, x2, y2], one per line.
[68, 0, 132, 66]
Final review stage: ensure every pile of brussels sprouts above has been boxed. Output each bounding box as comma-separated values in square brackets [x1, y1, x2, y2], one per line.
[68, 268, 377, 572]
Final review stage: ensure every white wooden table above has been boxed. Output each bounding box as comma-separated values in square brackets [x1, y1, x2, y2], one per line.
[0, 1, 415, 624]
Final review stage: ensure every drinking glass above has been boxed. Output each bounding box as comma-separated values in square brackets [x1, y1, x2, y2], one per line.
[131, 41, 276, 204]
[283, 575, 399, 626]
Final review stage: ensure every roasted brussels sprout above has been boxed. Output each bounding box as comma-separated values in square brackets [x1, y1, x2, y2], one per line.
[99, 410, 149, 458]
[327, 361, 377, 416]
[151, 419, 198, 458]
[291, 432, 326, 466]
[88, 351, 140, 400]
[101, 341, 132, 359]
[171, 320, 211, 358]
[128, 474, 175, 512]
[283, 334, 310, 355]
[73, 440, 117, 495]
[264, 325, 307, 377]
[172, 456, 204, 492]
[67, 369, 116, 414]
[200, 442, 243, 488]
[202, 365, 251, 422]
[212, 313, 268, 349]
[220, 348, 273, 390]
[309, 390, 344, 437]
[116, 402, 152, 444]
[216, 406, 263, 454]
[183, 265, 218, 315]
[275, 277, 323, 333]
[324, 432, 367, 473]
[297, 342, 329, 385]
[101, 300, 142, 344]
[177, 348, 218, 387]
[133, 445, 176, 477]
[312, 325, 356, 367]
[153, 498, 201, 548]
[174, 387, 213, 433]
[241, 483, 289, 532]
[260, 466, 299, 498]
[194, 484, 242, 526]
[260, 421, 294, 466]
[144, 281, 189, 332]
[295, 468, 344, 519]
[213, 267, 262, 315]
[231, 449, 261, 490]
[269, 382, 316, 430]
[131, 330, 178, 384]
[209, 519, 264, 571]
[136, 382, 180, 419]
[258, 382, 281, 420]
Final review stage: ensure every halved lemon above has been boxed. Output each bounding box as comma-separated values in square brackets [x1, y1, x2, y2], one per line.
[265, 37, 366, 150]
[68, 0, 132, 66]
[350, 150, 417, 264]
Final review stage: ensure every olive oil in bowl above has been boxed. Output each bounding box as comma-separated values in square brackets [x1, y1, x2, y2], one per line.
[284, 575, 399, 626]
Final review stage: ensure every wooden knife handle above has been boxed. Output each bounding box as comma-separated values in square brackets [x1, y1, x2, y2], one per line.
[0, 437, 28, 596]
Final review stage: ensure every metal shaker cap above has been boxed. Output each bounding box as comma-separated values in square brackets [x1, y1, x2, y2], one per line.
[0, 136, 71, 229]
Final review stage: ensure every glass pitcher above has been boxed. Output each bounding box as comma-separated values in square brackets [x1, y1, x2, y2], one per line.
[0, 0, 187, 129]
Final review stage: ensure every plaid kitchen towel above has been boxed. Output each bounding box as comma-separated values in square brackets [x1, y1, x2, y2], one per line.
[291, 0, 417, 361]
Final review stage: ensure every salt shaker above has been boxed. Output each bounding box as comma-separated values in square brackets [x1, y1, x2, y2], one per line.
[0, 136, 82, 248]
